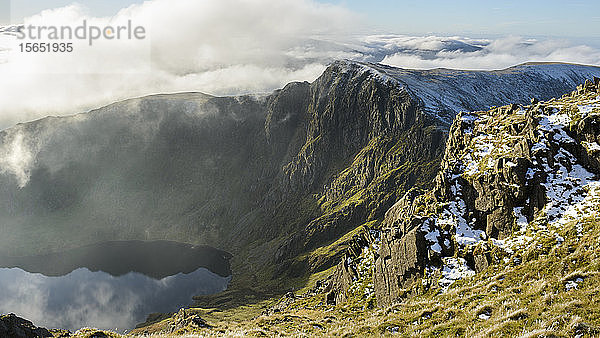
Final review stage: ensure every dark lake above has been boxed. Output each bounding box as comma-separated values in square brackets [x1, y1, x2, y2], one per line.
[0, 240, 232, 332]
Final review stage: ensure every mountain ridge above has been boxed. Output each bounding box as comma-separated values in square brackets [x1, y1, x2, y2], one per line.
[342, 60, 600, 124]
[1, 60, 600, 335]
[1, 60, 598, 267]
[1, 61, 599, 336]
[10, 60, 597, 132]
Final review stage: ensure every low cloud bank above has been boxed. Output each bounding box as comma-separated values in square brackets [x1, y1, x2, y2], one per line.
[379, 35, 600, 70]
[0, 0, 599, 128]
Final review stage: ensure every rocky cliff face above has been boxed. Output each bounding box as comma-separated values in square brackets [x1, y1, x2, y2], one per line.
[0, 61, 598, 289]
[367, 77, 600, 306]
[268, 61, 600, 279]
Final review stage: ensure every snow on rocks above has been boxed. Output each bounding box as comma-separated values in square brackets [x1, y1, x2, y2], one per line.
[423, 82, 600, 290]
[435, 180, 484, 246]
[375, 79, 600, 300]
[334, 60, 600, 126]
[347, 244, 377, 307]
[536, 97, 600, 227]
[423, 221, 442, 254]
[436, 257, 475, 291]
[565, 278, 583, 291]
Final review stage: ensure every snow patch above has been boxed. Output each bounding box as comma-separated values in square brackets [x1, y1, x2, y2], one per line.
[478, 313, 491, 320]
[423, 223, 442, 253]
[565, 278, 583, 291]
[513, 207, 528, 231]
[438, 257, 475, 291]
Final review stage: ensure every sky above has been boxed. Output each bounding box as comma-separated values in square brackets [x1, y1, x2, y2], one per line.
[5, 0, 145, 24]
[319, 0, 600, 39]
[5, 0, 600, 40]
[0, 0, 599, 129]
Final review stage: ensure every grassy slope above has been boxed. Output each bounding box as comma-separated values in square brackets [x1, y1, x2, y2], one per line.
[124, 211, 600, 337]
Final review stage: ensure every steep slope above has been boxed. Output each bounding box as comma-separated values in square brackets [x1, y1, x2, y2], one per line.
[145, 77, 600, 337]
[278, 77, 600, 336]
[265, 61, 600, 279]
[0, 61, 598, 293]
[0, 93, 285, 255]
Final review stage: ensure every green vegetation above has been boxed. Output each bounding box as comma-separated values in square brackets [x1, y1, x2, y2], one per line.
[127, 187, 600, 337]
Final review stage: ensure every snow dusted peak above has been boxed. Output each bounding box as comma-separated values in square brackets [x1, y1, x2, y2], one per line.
[325, 59, 403, 88]
[327, 60, 600, 126]
[336, 60, 402, 86]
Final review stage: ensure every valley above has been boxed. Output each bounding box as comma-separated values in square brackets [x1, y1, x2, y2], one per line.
[1, 61, 600, 336]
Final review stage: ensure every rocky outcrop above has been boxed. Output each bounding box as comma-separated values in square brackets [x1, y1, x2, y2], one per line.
[371, 76, 600, 307]
[435, 103, 540, 240]
[325, 257, 357, 305]
[374, 226, 428, 306]
[169, 308, 210, 333]
[0, 314, 52, 338]
[373, 189, 434, 306]
[323, 228, 373, 305]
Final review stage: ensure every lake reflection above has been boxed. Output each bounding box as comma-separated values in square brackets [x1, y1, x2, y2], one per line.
[0, 266, 230, 332]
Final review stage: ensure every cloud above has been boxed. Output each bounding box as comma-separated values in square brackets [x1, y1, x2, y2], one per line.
[0, 0, 599, 130]
[0, 0, 361, 128]
[0, 129, 34, 187]
[380, 35, 600, 70]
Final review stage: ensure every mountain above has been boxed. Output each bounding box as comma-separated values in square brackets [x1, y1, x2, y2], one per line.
[264, 75, 600, 337]
[1, 61, 599, 284]
[1, 61, 600, 336]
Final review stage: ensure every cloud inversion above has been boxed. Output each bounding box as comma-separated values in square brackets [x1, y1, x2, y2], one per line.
[0, 0, 599, 129]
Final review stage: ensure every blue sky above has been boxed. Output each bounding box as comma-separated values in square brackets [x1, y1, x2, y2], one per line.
[318, 0, 600, 38]
[5, 0, 600, 40]
[5, 0, 145, 23]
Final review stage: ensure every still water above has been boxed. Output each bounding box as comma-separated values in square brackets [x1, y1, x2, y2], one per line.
[0, 241, 232, 332]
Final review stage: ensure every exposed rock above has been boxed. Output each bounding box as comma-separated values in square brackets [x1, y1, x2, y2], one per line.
[169, 308, 211, 333]
[323, 229, 373, 305]
[374, 223, 429, 306]
[325, 254, 357, 305]
[370, 75, 600, 307]
[0, 314, 52, 338]
[470, 243, 491, 273]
